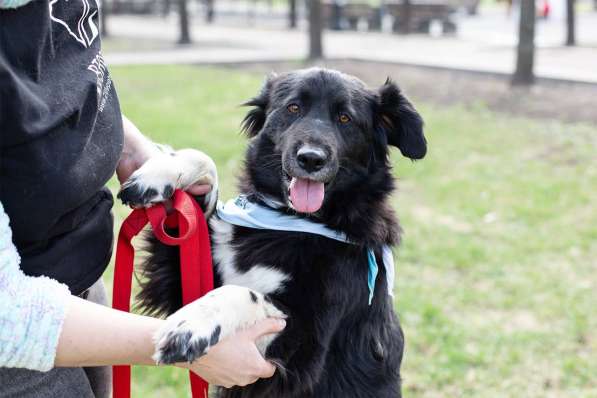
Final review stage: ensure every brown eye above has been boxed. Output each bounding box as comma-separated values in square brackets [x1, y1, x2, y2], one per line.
[339, 113, 351, 124]
[287, 104, 300, 113]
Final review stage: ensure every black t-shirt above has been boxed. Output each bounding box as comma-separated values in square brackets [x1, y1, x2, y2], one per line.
[0, 0, 123, 294]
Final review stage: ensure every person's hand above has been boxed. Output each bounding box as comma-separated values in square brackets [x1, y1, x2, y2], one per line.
[116, 116, 216, 208]
[116, 115, 212, 196]
[181, 318, 286, 388]
[117, 144, 212, 197]
[153, 286, 286, 386]
[116, 116, 160, 184]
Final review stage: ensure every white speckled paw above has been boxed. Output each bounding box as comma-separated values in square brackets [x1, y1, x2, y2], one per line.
[118, 149, 218, 214]
[152, 285, 285, 364]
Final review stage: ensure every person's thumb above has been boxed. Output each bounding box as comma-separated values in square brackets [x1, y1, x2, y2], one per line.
[186, 183, 212, 196]
[245, 318, 286, 340]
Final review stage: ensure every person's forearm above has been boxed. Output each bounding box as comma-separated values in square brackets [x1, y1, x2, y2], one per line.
[117, 115, 162, 184]
[56, 117, 164, 367]
[54, 296, 163, 367]
[121, 115, 159, 160]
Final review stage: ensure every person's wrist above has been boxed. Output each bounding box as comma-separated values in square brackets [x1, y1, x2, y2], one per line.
[130, 138, 158, 166]
[173, 357, 209, 378]
[140, 316, 166, 366]
[116, 142, 157, 184]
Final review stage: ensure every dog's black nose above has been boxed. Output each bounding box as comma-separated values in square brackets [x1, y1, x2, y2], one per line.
[297, 146, 327, 173]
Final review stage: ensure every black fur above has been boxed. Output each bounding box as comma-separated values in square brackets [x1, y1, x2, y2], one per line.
[377, 78, 426, 160]
[136, 68, 426, 398]
[157, 330, 197, 364]
[154, 324, 222, 365]
[249, 290, 259, 303]
[118, 184, 158, 207]
[136, 229, 182, 317]
[162, 184, 175, 199]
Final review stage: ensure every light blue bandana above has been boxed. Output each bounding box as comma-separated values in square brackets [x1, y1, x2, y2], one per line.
[216, 195, 395, 305]
[0, 0, 34, 9]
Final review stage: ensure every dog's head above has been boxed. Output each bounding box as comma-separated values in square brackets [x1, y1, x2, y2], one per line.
[241, 68, 426, 216]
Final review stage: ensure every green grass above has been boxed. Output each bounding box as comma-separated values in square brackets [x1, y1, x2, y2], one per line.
[106, 65, 597, 398]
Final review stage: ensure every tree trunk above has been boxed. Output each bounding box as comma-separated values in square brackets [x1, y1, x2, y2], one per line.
[512, 0, 535, 85]
[100, 0, 109, 37]
[330, 1, 342, 30]
[399, 0, 412, 34]
[178, 0, 191, 44]
[308, 0, 324, 59]
[162, 0, 172, 17]
[289, 0, 297, 28]
[565, 0, 575, 46]
[205, 0, 214, 23]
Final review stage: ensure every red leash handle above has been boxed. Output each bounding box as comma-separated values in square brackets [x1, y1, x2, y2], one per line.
[112, 190, 214, 398]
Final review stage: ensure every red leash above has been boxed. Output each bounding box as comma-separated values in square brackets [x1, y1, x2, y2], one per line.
[112, 190, 214, 398]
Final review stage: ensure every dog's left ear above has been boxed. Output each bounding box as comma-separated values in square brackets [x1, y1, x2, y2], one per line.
[241, 73, 276, 137]
[376, 79, 427, 160]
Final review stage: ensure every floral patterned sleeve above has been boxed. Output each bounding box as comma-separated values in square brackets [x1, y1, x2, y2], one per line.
[0, 201, 70, 371]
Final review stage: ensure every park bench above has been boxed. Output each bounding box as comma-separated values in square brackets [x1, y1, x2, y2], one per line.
[384, 0, 457, 34]
[323, 1, 456, 35]
[108, 0, 158, 14]
[323, 2, 383, 31]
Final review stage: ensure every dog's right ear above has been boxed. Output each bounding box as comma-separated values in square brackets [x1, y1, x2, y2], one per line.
[241, 74, 275, 137]
[376, 79, 426, 160]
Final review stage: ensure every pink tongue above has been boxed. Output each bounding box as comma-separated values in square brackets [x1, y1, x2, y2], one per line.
[289, 177, 325, 213]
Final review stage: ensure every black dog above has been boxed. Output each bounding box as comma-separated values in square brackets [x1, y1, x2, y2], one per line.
[119, 67, 426, 398]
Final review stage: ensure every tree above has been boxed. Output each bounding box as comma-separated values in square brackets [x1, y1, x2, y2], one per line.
[289, 0, 297, 29]
[399, 0, 412, 34]
[512, 0, 536, 85]
[162, 0, 172, 17]
[100, 0, 109, 37]
[565, 0, 576, 46]
[205, 0, 215, 23]
[178, 0, 191, 44]
[308, 0, 323, 59]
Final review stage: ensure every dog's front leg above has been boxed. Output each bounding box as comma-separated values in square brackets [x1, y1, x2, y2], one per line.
[152, 285, 286, 364]
[118, 148, 218, 217]
[220, 307, 343, 398]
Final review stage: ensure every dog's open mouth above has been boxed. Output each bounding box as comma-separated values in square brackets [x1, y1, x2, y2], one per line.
[288, 177, 325, 213]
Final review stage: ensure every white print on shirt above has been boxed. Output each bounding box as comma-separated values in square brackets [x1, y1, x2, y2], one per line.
[88, 52, 105, 97]
[49, 0, 100, 48]
[87, 52, 112, 112]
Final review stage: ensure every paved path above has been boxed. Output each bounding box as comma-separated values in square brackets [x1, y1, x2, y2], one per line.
[103, 6, 597, 83]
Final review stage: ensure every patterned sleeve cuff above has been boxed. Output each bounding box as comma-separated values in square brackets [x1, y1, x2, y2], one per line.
[0, 202, 71, 371]
[0, 274, 71, 371]
[20, 277, 71, 371]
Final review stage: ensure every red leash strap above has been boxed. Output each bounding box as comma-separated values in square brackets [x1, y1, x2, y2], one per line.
[112, 190, 214, 398]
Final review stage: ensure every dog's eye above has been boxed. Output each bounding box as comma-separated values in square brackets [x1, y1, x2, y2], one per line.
[287, 104, 300, 114]
[339, 113, 351, 124]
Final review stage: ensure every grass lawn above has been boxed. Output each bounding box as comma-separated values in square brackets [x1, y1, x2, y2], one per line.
[105, 65, 597, 398]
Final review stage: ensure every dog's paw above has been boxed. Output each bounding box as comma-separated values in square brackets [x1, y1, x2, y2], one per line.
[153, 285, 286, 365]
[117, 164, 177, 208]
[117, 149, 218, 211]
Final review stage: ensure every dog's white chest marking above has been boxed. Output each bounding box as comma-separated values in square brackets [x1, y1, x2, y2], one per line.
[210, 217, 290, 295]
